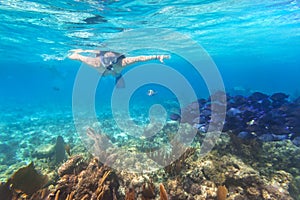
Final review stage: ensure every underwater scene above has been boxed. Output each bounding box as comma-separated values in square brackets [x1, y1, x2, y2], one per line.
[1, 0, 300, 199]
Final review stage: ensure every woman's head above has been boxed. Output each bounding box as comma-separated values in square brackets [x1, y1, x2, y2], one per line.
[100, 51, 125, 68]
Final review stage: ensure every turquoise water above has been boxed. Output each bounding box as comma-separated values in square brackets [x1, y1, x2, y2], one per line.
[1, 0, 300, 107]
[1, 0, 300, 197]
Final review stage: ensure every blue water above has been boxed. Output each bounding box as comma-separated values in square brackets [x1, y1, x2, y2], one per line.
[0, 0, 300, 187]
[1, 0, 300, 108]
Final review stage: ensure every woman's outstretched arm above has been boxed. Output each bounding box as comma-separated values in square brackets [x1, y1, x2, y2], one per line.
[121, 55, 170, 67]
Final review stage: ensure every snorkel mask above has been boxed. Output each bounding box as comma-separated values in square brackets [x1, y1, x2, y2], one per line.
[98, 51, 125, 71]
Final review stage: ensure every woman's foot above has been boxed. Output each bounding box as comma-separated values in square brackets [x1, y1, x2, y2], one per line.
[68, 52, 79, 60]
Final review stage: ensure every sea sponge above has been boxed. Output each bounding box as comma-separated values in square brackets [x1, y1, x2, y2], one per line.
[55, 136, 66, 164]
[217, 185, 228, 200]
[8, 162, 48, 196]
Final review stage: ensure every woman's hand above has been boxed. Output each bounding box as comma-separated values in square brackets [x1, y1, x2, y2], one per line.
[157, 55, 170, 63]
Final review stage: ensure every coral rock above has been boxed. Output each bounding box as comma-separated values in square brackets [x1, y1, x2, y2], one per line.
[57, 155, 84, 177]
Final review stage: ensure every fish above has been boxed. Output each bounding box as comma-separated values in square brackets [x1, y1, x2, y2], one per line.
[147, 89, 157, 96]
[292, 136, 300, 147]
[227, 107, 241, 117]
[270, 92, 289, 102]
[258, 134, 275, 142]
[258, 133, 290, 142]
[169, 112, 181, 121]
[237, 131, 257, 139]
[52, 86, 60, 91]
[64, 144, 71, 156]
[83, 15, 107, 24]
[248, 92, 269, 102]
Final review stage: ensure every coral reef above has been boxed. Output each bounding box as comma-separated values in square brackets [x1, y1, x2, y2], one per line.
[52, 157, 119, 200]
[1, 92, 300, 200]
[2, 144, 297, 200]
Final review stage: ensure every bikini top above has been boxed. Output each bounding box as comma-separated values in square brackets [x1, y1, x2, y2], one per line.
[96, 51, 125, 71]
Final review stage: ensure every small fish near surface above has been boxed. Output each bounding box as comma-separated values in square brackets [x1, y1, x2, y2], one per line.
[52, 86, 60, 91]
[147, 89, 157, 96]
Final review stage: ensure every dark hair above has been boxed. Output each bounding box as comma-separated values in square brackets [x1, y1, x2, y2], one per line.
[96, 51, 124, 58]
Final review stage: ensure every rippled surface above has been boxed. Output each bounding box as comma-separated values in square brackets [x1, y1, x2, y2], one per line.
[1, 0, 300, 63]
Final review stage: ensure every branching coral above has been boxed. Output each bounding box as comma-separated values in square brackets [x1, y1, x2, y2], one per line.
[164, 147, 195, 175]
[51, 157, 118, 200]
[141, 180, 156, 200]
[159, 183, 168, 200]
[125, 188, 135, 200]
[95, 170, 111, 200]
